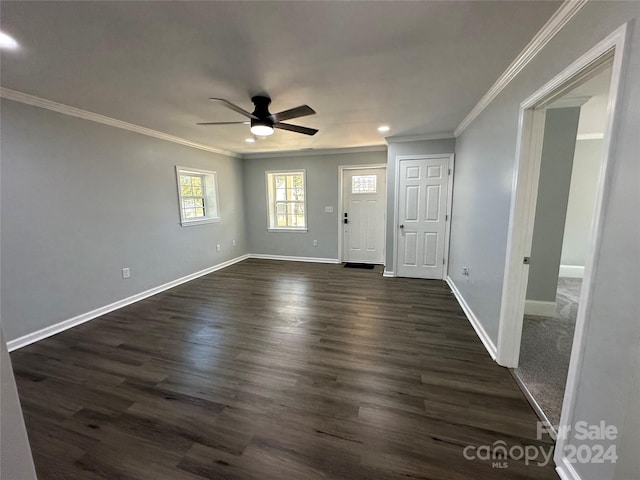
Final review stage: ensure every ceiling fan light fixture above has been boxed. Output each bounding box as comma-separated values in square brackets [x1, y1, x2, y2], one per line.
[250, 123, 274, 136]
[0, 31, 18, 49]
[202, 96, 317, 136]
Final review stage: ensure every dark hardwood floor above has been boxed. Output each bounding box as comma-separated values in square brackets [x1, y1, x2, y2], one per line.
[10, 259, 557, 479]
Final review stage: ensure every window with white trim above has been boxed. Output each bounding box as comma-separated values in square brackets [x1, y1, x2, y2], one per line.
[176, 166, 220, 226]
[266, 171, 307, 231]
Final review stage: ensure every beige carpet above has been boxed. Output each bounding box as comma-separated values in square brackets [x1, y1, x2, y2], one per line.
[516, 277, 582, 427]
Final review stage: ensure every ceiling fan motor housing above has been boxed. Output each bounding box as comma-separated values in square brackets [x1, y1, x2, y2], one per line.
[251, 96, 274, 127]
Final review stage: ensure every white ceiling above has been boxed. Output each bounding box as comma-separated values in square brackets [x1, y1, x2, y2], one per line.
[0, 1, 560, 154]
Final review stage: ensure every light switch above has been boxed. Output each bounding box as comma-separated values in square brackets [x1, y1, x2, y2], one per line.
[324, 206, 334, 213]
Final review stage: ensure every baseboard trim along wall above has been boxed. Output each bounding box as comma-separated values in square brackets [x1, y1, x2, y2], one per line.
[510, 368, 557, 439]
[6, 253, 347, 351]
[382, 270, 395, 277]
[524, 300, 557, 317]
[555, 456, 582, 480]
[248, 254, 340, 264]
[559, 265, 585, 278]
[7, 254, 251, 352]
[445, 276, 498, 360]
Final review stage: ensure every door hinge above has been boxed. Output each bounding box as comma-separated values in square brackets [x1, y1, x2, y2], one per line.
[445, 214, 449, 221]
[443, 258, 446, 265]
[448, 168, 451, 175]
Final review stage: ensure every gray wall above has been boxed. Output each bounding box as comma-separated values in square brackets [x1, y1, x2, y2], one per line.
[243, 150, 387, 260]
[1, 99, 247, 342]
[448, 3, 640, 479]
[526, 107, 580, 302]
[385, 138, 456, 270]
[1, 328, 37, 479]
[614, 346, 640, 480]
[561, 139, 603, 267]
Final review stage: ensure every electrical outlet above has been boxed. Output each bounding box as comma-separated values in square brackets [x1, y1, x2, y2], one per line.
[313, 240, 318, 247]
[232, 239, 236, 247]
[122, 267, 131, 279]
[216, 244, 221, 252]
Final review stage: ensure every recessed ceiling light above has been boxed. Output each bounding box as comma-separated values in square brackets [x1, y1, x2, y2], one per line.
[0, 31, 18, 50]
[245, 138, 255, 143]
[377, 125, 390, 133]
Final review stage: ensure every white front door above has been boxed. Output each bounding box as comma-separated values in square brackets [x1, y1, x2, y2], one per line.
[396, 157, 451, 279]
[342, 167, 386, 264]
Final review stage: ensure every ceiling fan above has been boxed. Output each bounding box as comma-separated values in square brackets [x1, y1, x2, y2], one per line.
[198, 96, 318, 136]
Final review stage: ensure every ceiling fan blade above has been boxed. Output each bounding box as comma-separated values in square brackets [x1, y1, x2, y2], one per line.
[274, 122, 318, 136]
[197, 121, 249, 125]
[273, 105, 316, 122]
[209, 98, 257, 119]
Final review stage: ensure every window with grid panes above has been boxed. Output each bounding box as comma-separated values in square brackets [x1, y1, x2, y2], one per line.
[266, 171, 307, 231]
[351, 175, 377, 193]
[175, 167, 220, 226]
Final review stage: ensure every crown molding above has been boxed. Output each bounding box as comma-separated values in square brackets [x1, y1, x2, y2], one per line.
[454, 0, 589, 137]
[385, 132, 455, 144]
[242, 144, 387, 160]
[0, 88, 240, 158]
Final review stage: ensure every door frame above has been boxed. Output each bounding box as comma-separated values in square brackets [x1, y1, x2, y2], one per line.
[392, 154, 455, 279]
[494, 22, 628, 468]
[337, 164, 387, 263]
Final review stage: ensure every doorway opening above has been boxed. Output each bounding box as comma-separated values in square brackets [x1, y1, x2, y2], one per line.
[495, 24, 627, 455]
[339, 165, 387, 265]
[515, 64, 613, 429]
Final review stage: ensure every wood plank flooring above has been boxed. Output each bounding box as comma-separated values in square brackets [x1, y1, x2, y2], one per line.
[10, 259, 558, 479]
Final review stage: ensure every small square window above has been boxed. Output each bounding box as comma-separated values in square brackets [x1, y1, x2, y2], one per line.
[175, 166, 220, 226]
[352, 175, 377, 193]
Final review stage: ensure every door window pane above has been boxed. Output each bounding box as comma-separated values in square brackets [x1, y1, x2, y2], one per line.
[352, 175, 377, 193]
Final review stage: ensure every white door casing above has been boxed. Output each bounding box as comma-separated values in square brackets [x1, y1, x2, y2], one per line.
[491, 26, 627, 477]
[396, 156, 451, 279]
[342, 167, 386, 264]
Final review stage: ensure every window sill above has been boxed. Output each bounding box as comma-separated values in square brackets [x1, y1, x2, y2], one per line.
[267, 228, 308, 233]
[180, 217, 221, 227]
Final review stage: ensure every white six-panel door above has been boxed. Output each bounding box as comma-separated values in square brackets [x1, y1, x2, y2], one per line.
[342, 167, 386, 264]
[396, 157, 450, 279]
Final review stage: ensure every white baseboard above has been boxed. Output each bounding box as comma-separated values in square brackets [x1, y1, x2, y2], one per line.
[524, 299, 557, 317]
[445, 276, 497, 360]
[559, 265, 585, 279]
[556, 456, 582, 480]
[382, 270, 395, 277]
[6, 254, 250, 352]
[248, 254, 340, 264]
